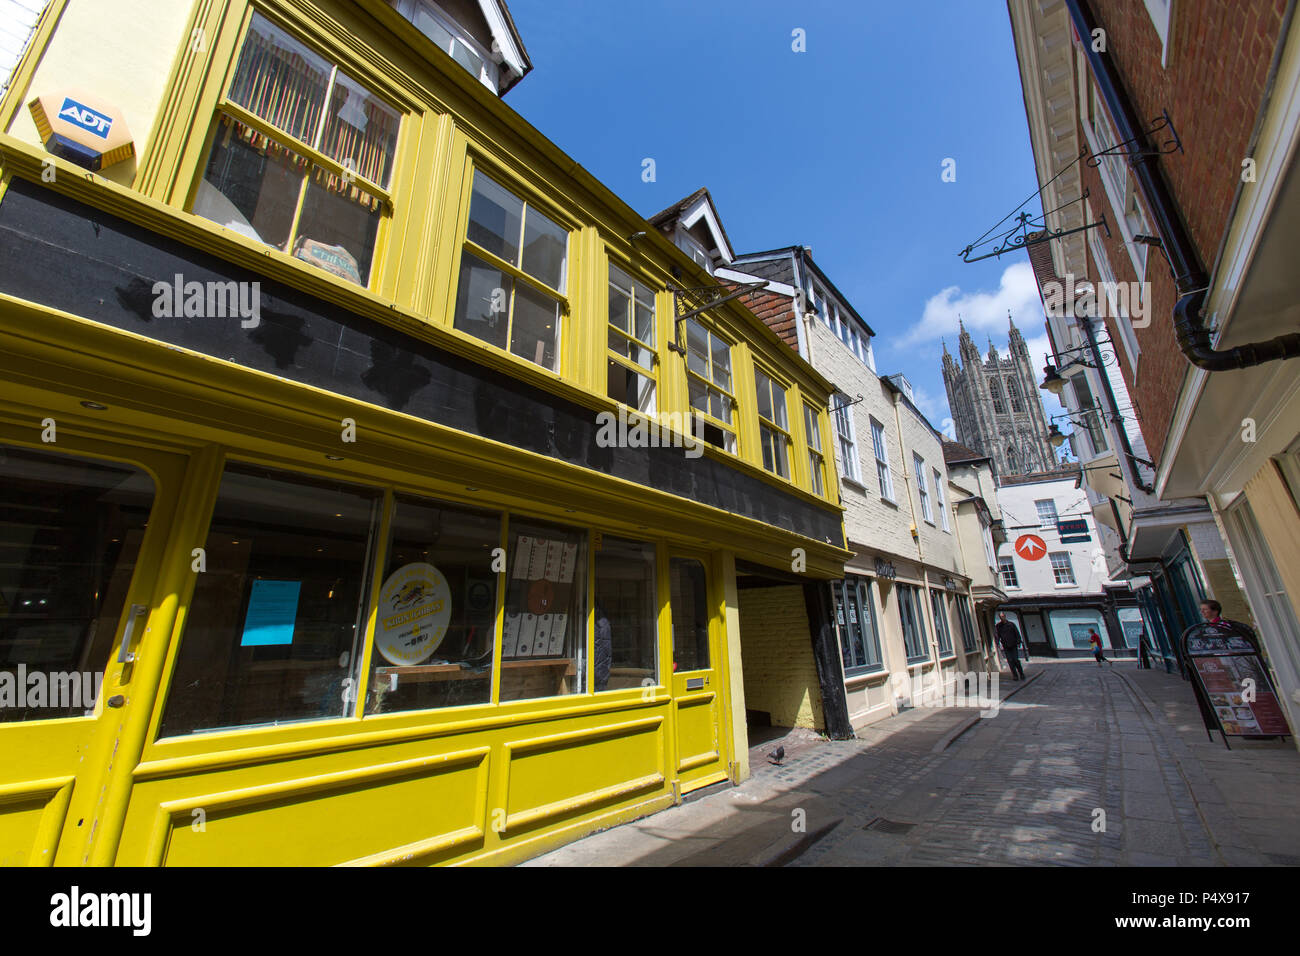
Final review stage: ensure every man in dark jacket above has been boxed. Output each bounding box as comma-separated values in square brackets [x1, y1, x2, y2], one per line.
[996, 612, 1025, 681]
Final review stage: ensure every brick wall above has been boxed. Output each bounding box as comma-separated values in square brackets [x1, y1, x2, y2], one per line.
[1082, 0, 1286, 461]
[736, 585, 824, 730]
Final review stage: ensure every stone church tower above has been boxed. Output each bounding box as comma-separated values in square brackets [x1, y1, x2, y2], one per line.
[941, 316, 1055, 478]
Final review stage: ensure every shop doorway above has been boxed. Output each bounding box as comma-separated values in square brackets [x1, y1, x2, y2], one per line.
[667, 553, 727, 793]
[0, 435, 189, 865]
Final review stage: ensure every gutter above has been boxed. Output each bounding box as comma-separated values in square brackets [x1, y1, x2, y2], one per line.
[1064, 0, 1300, 371]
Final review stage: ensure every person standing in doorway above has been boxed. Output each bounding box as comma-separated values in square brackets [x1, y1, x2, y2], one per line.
[996, 612, 1025, 681]
[1138, 631, 1151, 669]
[1089, 628, 1112, 666]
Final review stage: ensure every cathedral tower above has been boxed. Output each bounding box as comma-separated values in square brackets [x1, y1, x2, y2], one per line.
[941, 315, 1056, 478]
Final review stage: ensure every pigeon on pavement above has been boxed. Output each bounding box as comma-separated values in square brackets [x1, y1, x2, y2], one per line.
[768, 745, 785, 765]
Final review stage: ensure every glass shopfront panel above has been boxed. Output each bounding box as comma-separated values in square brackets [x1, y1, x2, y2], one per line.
[0, 445, 156, 722]
[499, 518, 587, 701]
[364, 495, 501, 715]
[593, 537, 657, 692]
[669, 558, 709, 672]
[159, 464, 382, 737]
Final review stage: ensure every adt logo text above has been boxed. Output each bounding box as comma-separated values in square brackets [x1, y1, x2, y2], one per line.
[58, 98, 112, 138]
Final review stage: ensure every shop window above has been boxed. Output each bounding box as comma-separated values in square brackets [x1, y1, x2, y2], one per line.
[1050, 552, 1076, 586]
[930, 588, 954, 657]
[607, 265, 657, 414]
[897, 583, 929, 664]
[804, 403, 826, 496]
[593, 537, 658, 692]
[499, 518, 587, 701]
[684, 318, 736, 453]
[669, 558, 709, 672]
[957, 597, 978, 653]
[159, 464, 383, 737]
[833, 575, 883, 674]
[754, 368, 791, 479]
[454, 170, 568, 371]
[998, 556, 1019, 589]
[364, 495, 501, 715]
[0, 446, 155, 723]
[193, 13, 400, 288]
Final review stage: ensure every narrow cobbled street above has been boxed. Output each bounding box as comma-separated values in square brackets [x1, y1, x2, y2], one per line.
[525, 660, 1300, 866]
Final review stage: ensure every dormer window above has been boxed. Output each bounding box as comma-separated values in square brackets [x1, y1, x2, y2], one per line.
[677, 230, 713, 275]
[389, 0, 501, 92]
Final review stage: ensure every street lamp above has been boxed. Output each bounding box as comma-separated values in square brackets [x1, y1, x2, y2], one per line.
[1040, 363, 1067, 396]
[1047, 423, 1067, 448]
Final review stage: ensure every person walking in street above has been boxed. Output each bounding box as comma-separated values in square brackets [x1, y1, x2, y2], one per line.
[995, 612, 1025, 681]
[1137, 631, 1151, 669]
[1089, 628, 1112, 666]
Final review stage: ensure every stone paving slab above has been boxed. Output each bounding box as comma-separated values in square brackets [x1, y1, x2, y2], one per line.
[521, 660, 1299, 866]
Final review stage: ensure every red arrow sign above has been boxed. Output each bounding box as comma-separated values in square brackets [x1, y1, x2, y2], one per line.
[1014, 534, 1048, 561]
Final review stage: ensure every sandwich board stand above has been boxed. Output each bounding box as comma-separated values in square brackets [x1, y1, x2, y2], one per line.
[1180, 620, 1293, 749]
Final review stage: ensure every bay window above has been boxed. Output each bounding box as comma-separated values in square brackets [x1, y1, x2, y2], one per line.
[805, 403, 826, 496]
[684, 318, 736, 452]
[193, 13, 400, 288]
[754, 367, 791, 479]
[454, 170, 569, 371]
[607, 265, 658, 413]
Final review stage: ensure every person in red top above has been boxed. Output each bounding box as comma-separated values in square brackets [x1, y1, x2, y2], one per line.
[1088, 628, 1112, 666]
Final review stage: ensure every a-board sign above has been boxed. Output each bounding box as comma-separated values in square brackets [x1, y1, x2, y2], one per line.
[1181, 620, 1292, 744]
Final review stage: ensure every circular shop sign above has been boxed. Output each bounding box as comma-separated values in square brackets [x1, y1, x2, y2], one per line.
[376, 562, 452, 666]
[1014, 534, 1048, 561]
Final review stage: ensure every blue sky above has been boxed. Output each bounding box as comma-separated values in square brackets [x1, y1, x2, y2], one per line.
[507, 0, 1068, 436]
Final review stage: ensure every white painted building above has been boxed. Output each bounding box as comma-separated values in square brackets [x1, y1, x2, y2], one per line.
[995, 469, 1144, 657]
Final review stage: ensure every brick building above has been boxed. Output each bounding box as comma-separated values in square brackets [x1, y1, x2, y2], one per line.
[1008, 0, 1300, 737]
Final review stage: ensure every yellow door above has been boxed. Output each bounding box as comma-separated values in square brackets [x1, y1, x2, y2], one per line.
[0, 431, 187, 865]
[668, 554, 727, 792]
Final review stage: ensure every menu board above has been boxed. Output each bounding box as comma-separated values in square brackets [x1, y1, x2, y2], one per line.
[1183, 623, 1292, 738]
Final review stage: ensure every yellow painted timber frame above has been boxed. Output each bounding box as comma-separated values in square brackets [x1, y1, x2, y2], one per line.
[88, 0, 845, 506]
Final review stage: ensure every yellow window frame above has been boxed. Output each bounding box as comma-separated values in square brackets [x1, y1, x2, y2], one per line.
[188, 5, 406, 291]
[804, 401, 827, 497]
[682, 315, 737, 451]
[752, 362, 793, 480]
[450, 160, 574, 375]
[605, 258, 660, 412]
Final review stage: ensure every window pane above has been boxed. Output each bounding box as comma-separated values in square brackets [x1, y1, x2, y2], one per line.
[632, 287, 655, 345]
[710, 387, 732, 425]
[521, 207, 567, 291]
[454, 251, 510, 350]
[227, 14, 331, 143]
[364, 496, 500, 715]
[450, 36, 484, 76]
[468, 173, 523, 265]
[159, 465, 382, 737]
[500, 519, 587, 701]
[0, 446, 155, 723]
[609, 330, 653, 372]
[670, 558, 709, 671]
[688, 378, 710, 415]
[607, 360, 656, 414]
[711, 336, 731, 391]
[511, 282, 560, 371]
[320, 70, 400, 188]
[195, 116, 306, 250]
[771, 381, 787, 429]
[686, 320, 709, 378]
[755, 371, 773, 421]
[594, 537, 657, 692]
[805, 406, 821, 451]
[411, 5, 454, 51]
[294, 173, 382, 286]
[608, 279, 630, 335]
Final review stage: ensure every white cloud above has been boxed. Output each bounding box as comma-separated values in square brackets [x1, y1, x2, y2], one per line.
[897, 261, 1042, 348]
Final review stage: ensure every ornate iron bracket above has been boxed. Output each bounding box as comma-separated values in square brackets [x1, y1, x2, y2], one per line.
[667, 280, 767, 354]
[1085, 110, 1182, 167]
[959, 191, 1110, 264]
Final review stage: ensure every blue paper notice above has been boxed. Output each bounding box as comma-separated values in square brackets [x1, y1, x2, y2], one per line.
[241, 580, 301, 646]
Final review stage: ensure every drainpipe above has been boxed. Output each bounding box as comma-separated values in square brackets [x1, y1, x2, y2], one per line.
[1064, 0, 1300, 371]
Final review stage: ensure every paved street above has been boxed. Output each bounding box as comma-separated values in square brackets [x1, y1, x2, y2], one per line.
[524, 659, 1300, 866]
